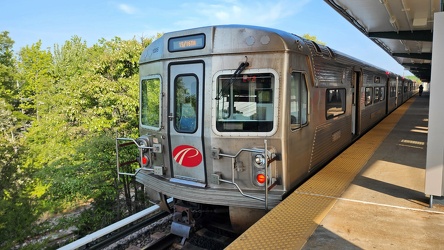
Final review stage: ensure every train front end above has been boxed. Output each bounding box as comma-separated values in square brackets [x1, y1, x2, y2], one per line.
[116, 25, 298, 232]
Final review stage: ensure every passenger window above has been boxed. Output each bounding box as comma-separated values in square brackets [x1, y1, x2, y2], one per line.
[141, 77, 161, 128]
[380, 87, 385, 101]
[175, 75, 198, 133]
[365, 87, 373, 106]
[390, 86, 396, 97]
[326, 88, 346, 119]
[374, 87, 379, 103]
[290, 72, 308, 130]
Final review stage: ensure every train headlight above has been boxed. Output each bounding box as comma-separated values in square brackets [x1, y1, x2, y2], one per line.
[136, 135, 152, 168]
[251, 149, 274, 187]
[254, 154, 265, 168]
[139, 140, 147, 147]
[136, 135, 151, 151]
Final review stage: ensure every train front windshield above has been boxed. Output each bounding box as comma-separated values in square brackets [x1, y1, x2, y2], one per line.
[216, 73, 274, 132]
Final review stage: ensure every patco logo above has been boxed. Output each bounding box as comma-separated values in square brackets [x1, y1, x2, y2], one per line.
[172, 145, 203, 167]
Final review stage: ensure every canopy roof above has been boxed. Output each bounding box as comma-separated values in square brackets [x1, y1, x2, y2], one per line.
[325, 0, 444, 82]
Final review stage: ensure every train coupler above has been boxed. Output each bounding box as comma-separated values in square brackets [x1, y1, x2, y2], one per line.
[171, 221, 191, 245]
[170, 202, 198, 244]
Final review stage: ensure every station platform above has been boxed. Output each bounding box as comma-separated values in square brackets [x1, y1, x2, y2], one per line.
[227, 91, 444, 249]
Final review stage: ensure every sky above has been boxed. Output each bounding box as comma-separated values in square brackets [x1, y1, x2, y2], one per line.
[1, 0, 411, 76]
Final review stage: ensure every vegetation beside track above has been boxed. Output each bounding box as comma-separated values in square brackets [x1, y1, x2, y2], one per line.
[0, 30, 162, 249]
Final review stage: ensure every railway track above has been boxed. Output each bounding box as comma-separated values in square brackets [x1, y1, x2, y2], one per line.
[131, 211, 239, 250]
[86, 211, 171, 249]
[60, 210, 237, 249]
[140, 226, 237, 250]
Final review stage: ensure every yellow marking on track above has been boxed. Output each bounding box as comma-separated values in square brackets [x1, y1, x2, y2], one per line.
[227, 100, 413, 249]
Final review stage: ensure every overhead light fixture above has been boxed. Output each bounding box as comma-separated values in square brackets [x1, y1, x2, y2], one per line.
[413, 17, 428, 27]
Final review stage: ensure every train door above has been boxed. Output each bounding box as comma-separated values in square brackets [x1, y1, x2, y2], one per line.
[351, 70, 361, 139]
[168, 61, 206, 187]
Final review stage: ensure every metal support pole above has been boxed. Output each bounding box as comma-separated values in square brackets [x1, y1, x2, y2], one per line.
[430, 195, 434, 208]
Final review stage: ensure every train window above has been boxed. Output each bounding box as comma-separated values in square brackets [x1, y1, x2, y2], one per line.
[374, 87, 379, 103]
[216, 73, 274, 132]
[374, 76, 381, 83]
[326, 88, 346, 119]
[174, 75, 198, 133]
[380, 87, 385, 101]
[141, 77, 161, 128]
[365, 87, 373, 106]
[390, 86, 396, 97]
[290, 72, 308, 130]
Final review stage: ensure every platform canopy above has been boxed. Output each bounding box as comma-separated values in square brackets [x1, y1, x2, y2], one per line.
[324, 0, 444, 82]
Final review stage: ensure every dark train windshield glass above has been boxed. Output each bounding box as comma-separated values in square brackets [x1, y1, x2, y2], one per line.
[216, 73, 274, 132]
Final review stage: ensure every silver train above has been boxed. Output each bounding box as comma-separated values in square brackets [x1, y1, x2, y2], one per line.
[116, 25, 417, 232]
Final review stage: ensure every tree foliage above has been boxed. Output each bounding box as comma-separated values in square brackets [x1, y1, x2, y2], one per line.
[302, 33, 326, 45]
[405, 75, 421, 83]
[0, 31, 39, 249]
[0, 31, 16, 102]
[1, 30, 157, 248]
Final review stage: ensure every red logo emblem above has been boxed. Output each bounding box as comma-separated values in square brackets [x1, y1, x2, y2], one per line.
[172, 145, 203, 167]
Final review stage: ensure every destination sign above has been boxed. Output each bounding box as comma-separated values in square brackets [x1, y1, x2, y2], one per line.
[169, 34, 205, 52]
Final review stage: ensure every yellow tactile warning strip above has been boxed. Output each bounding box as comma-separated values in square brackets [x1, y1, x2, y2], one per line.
[227, 99, 414, 249]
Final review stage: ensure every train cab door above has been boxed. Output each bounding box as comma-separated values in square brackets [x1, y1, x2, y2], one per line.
[167, 61, 206, 187]
[351, 70, 361, 139]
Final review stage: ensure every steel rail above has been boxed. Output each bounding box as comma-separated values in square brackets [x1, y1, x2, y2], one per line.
[59, 198, 173, 250]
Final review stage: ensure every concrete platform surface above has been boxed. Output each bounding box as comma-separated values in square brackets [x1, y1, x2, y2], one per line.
[303, 92, 444, 249]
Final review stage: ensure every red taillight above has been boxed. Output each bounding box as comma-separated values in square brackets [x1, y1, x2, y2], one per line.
[256, 173, 266, 184]
[142, 155, 149, 165]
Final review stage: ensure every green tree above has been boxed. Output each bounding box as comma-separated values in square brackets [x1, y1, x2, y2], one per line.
[0, 31, 38, 249]
[405, 75, 420, 83]
[1, 32, 157, 247]
[22, 35, 154, 227]
[0, 31, 16, 102]
[17, 41, 53, 118]
[303, 33, 326, 45]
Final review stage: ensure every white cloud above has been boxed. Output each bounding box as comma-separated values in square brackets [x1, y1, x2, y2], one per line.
[179, 0, 312, 27]
[139, 0, 314, 44]
[118, 3, 136, 14]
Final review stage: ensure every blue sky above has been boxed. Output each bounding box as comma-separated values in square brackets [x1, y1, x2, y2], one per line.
[1, 0, 411, 76]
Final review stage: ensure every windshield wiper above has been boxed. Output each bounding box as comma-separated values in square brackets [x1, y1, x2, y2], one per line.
[215, 59, 249, 100]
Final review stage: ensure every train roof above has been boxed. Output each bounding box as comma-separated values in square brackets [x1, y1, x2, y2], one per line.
[140, 24, 402, 78]
[140, 25, 306, 63]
